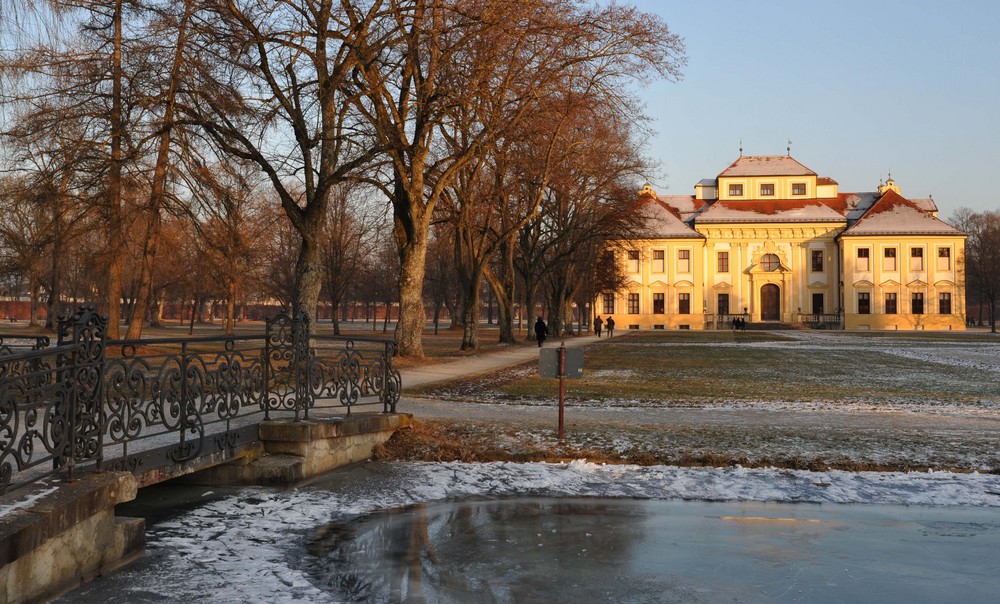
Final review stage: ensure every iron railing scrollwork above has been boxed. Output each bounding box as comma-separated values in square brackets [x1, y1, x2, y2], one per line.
[1, 306, 401, 495]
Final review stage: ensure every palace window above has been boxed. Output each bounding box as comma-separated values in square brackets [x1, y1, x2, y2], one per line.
[729, 184, 743, 196]
[792, 183, 806, 196]
[937, 247, 951, 271]
[717, 251, 729, 273]
[856, 248, 870, 272]
[883, 247, 897, 271]
[652, 250, 665, 273]
[653, 293, 665, 314]
[885, 292, 897, 314]
[912, 292, 924, 315]
[718, 293, 730, 316]
[603, 293, 615, 315]
[628, 250, 640, 273]
[761, 253, 780, 271]
[910, 247, 924, 271]
[760, 183, 775, 196]
[811, 250, 823, 272]
[678, 293, 691, 314]
[939, 292, 952, 314]
[627, 293, 639, 314]
[858, 292, 870, 315]
[678, 249, 691, 273]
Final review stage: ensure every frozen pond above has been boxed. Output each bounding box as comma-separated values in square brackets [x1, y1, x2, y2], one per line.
[309, 498, 999, 603]
[59, 461, 1000, 603]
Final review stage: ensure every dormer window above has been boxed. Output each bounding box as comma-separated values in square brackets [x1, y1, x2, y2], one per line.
[729, 184, 743, 196]
[760, 184, 775, 196]
[792, 183, 806, 196]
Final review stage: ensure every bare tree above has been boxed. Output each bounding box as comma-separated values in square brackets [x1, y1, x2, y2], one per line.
[345, 0, 683, 356]
[180, 157, 273, 335]
[954, 209, 1000, 332]
[183, 0, 377, 324]
[321, 184, 383, 334]
[518, 104, 652, 337]
[0, 0, 154, 337]
[125, 0, 196, 338]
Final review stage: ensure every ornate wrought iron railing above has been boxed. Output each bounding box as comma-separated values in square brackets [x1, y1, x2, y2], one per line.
[0, 307, 401, 494]
[796, 313, 844, 328]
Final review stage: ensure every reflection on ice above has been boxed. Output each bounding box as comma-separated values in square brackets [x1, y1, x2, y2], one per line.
[304, 497, 1000, 603]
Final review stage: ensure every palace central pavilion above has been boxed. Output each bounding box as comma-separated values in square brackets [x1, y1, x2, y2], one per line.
[602, 155, 966, 331]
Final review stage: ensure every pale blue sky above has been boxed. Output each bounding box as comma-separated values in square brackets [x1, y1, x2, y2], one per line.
[631, 0, 999, 217]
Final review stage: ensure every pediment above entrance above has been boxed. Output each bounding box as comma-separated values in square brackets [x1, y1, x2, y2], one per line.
[745, 262, 791, 275]
[807, 280, 827, 289]
[713, 281, 734, 290]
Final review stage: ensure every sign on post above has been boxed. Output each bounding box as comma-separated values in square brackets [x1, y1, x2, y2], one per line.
[539, 342, 584, 440]
[539, 348, 584, 378]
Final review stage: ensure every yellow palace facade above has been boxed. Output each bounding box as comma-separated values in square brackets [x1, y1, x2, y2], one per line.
[601, 155, 966, 331]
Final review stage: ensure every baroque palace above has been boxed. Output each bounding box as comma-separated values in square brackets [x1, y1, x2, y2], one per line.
[602, 154, 966, 331]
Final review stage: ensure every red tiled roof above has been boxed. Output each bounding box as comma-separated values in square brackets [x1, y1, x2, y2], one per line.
[695, 198, 847, 223]
[717, 155, 817, 177]
[842, 189, 965, 236]
[816, 177, 838, 185]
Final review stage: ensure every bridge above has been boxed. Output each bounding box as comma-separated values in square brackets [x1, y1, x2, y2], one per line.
[0, 306, 407, 603]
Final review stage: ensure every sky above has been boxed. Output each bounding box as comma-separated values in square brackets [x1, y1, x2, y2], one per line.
[628, 0, 1000, 218]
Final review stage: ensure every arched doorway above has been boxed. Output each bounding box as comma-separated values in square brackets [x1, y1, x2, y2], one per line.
[761, 284, 780, 321]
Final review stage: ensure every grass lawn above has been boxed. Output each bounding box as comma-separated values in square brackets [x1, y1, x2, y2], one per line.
[415, 330, 1000, 408]
[392, 330, 1000, 472]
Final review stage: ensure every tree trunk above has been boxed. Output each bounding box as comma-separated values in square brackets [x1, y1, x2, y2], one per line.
[225, 280, 236, 336]
[45, 233, 62, 332]
[126, 2, 191, 339]
[292, 228, 324, 325]
[29, 282, 41, 327]
[150, 289, 164, 328]
[394, 211, 430, 357]
[522, 279, 540, 342]
[991, 298, 996, 333]
[105, 0, 125, 339]
[489, 240, 517, 344]
[460, 268, 483, 351]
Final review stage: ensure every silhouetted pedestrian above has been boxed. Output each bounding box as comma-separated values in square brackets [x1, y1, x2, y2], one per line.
[594, 315, 603, 337]
[605, 316, 615, 338]
[534, 316, 548, 347]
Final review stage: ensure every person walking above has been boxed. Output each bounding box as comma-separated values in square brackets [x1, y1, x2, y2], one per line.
[605, 316, 615, 338]
[534, 316, 549, 347]
[594, 315, 603, 337]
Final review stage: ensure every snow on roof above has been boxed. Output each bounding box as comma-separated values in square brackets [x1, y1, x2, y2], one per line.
[696, 178, 717, 187]
[636, 196, 704, 238]
[834, 192, 881, 221]
[658, 194, 707, 221]
[695, 198, 847, 223]
[908, 197, 939, 213]
[718, 155, 817, 177]
[842, 190, 964, 236]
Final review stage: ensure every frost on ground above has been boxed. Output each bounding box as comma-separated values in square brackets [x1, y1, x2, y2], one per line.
[63, 460, 1000, 603]
[398, 331, 1000, 473]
